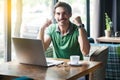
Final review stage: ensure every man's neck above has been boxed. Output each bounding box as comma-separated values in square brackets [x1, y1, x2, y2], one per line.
[59, 23, 70, 35]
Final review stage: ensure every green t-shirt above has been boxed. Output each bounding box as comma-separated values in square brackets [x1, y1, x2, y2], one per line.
[45, 22, 83, 60]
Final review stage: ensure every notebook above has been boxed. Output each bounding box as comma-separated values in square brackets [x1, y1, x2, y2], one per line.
[12, 37, 64, 67]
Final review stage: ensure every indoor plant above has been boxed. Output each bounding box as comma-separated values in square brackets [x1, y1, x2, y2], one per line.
[104, 13, 112, 37]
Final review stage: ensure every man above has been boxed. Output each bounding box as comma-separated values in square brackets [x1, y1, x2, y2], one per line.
[38, 1, 90, 60]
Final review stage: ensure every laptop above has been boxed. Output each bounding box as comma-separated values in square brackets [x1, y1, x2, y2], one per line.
[12, 37, 64, 67]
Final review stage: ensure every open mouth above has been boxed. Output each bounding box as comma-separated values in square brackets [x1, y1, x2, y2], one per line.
[59, 19, 66, 22]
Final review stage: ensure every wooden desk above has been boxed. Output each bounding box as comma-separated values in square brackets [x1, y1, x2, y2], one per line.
[0, 59, 102, 80]
[96, 36, 120, 43]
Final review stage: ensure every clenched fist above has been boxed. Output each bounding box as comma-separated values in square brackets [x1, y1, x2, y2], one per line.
[73, 16, 82, 26]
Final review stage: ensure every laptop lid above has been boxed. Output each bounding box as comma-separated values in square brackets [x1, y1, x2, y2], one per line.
[12, 37, 63, 67]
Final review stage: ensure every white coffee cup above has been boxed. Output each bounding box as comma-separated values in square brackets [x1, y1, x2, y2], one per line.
[70, 55, 80, 64]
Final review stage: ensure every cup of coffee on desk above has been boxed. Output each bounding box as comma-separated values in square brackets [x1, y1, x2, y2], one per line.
[70, 55, 80, 65]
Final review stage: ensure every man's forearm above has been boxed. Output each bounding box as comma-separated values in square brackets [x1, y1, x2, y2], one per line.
[38, 27, 46, 50]
[78, 27, 90, 55]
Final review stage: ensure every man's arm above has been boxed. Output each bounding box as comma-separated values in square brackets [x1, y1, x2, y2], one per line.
[38, 19, 52, 51]
[73, 16, 90, 56]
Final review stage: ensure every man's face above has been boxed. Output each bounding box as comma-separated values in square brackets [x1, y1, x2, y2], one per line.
[54, 7, 71, 26]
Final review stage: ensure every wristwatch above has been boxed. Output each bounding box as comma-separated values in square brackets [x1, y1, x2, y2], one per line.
[78, 24, 84, 28]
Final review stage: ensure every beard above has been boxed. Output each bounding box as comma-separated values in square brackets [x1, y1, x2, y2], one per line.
[57, 18, 69, 26]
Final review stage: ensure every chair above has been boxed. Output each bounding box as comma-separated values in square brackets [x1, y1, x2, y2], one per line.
[88, 46, 108, 80]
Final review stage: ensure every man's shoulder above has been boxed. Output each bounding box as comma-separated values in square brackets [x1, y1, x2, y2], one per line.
[70, 22, 78, 31]
[46, 24, 57, 33]
[71, 22, 78, 28]
[49, 24, 57, 29]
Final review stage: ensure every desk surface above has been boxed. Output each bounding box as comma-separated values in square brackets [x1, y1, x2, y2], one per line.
[0, 59, 102, 80]
[96, 36, 120, 43]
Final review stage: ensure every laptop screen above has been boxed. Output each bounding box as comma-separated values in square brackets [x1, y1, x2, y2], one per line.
[12, 37, 63, 67]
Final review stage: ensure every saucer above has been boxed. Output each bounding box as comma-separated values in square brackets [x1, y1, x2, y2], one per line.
[67, 61, 89, 66]
[67, 62, 83, 66]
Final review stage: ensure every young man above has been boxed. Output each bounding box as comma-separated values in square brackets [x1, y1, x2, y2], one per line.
[39, 2, 90, 60]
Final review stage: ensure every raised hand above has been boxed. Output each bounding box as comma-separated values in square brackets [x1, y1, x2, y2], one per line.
[42, 18, 52, 28]
[73, 16, 82, 26]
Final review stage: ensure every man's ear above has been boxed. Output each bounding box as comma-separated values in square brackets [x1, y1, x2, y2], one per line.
[68, 13, 72, 18]
[70, 13, 72, 17]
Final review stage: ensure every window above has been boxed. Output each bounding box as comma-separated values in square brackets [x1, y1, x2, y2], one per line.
[12, 0, 53, 60]
[0, 0, 6, 62]
[12, 0, 52, 39]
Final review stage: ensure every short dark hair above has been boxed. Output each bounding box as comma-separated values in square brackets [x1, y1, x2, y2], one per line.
[53, 2, 72, 14]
